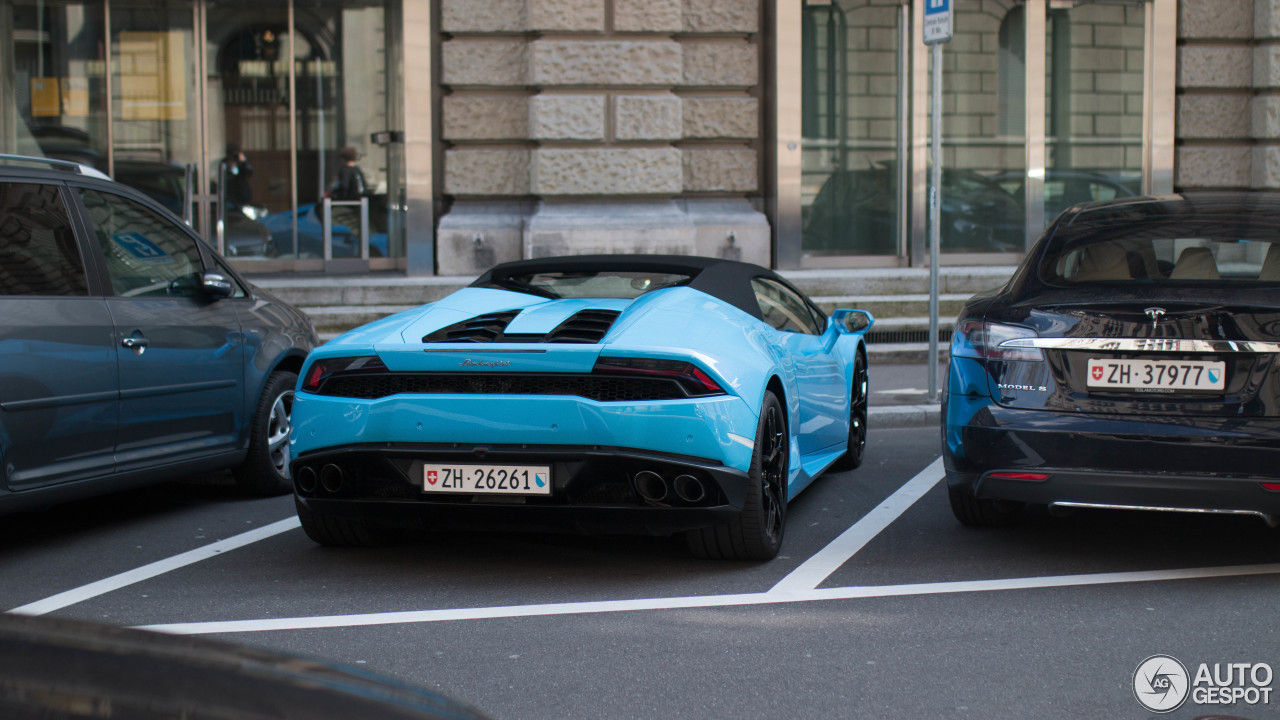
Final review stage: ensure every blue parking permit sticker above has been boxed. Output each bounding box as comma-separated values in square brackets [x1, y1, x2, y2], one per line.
[112, 233, 170, 263]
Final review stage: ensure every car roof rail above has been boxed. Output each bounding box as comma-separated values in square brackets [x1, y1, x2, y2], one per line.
[0, 153, 112, 180]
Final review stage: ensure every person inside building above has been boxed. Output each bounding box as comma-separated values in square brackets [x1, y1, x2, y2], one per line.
[220, 142, 254, 209]
[332, 146, 368, 201]
[329, 146, 370, 247]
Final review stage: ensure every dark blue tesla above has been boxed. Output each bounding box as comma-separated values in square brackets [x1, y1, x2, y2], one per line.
[943, 193, 1280, 527]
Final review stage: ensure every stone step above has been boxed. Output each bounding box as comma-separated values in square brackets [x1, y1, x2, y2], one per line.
[304, 304, 417, 335]
[863, 315, 957, 345]
[252, 274, 469, 309]
[813, 293, 972, 318]
[867, 343, 950, 365]
[781, 266, 1012, 298]
[250, 266, 1013, 309]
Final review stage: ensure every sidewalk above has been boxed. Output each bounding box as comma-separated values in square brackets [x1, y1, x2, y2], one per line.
[867, 362, 943, 430]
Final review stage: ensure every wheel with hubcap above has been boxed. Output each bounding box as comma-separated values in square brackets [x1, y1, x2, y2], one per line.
[832, 352, 868, 471]
[233, 370, 296, 496]
[687, 390, 788, 561]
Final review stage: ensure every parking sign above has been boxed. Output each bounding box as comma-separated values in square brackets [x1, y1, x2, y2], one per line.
[924, 0, 952, 44]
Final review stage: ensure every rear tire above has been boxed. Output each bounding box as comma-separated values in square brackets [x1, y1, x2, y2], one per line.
[832, 352, 868, 471]
[687, 391, 788, 561]
[948, 486, 1024, 526]
[295, 496, 394, 547]
[233, 370, 296, 497]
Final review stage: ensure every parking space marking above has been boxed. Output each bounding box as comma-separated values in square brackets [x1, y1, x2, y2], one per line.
[8, 517, 300, 616]
[769, 456, 943, 596]
[139, 561, 1280, 636]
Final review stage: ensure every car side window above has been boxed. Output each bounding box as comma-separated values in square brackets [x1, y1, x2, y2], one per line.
[78, 187, 205, 298]
[0, 182, 89, 296]
[751, 278, 821, 335]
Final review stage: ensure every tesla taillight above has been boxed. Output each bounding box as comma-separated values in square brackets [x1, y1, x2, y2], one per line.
[592, 356, 725, 397]
[950, 320, 1044, 362]
[302, 356, 388, 393]
[989, 472, 1050, 481]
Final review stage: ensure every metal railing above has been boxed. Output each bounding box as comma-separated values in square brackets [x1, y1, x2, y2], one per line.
[322, 196, 370, 261]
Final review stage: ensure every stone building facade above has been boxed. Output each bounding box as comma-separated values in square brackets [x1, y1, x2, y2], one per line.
[4, 0, 1279, 276]
[436, 0, 771, 275]
[1177, 0, 1280, 189]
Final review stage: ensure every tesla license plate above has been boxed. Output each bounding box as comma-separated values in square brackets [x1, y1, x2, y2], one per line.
[1086, 358, 1226, 392]
[417, 463, 552, 496]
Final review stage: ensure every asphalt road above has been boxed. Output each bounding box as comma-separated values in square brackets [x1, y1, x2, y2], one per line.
[4, 425, 1280, 719]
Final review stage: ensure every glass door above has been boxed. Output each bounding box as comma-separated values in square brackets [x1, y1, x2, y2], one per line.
[202, 0, 291, 259]
[3, 0, 109, 166]
[1043, 1, 1145, 224]
[108, 0, 200, 226]
[800, 0, 906, 265]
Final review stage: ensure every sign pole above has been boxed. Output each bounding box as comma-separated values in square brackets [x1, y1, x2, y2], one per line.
[923, 0, 951, 401]
[928, 41, 942, 400]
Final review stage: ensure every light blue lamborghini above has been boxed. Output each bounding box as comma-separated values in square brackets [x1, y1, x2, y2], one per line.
[290, 255, 874, 560]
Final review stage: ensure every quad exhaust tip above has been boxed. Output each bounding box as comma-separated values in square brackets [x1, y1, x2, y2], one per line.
[320, 464, 345, 494]
[633, 470, 668, 503]
[297, 466, 318, 493]
[673, 474, 706, 503]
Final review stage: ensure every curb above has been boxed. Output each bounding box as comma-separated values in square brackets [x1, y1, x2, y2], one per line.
[869, 404, 940, 429]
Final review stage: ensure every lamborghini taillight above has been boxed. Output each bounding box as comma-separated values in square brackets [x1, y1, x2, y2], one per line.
[592, 356, 725, 397]
[302, 356, 388, 393]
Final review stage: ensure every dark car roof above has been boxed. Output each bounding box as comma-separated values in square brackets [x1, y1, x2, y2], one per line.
[1064, 192, 1280, 227]
[472, 254, 802, 322]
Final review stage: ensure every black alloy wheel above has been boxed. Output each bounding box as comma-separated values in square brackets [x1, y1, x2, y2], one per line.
[687, 390, 788, 561]
[833, 352, 868, 471]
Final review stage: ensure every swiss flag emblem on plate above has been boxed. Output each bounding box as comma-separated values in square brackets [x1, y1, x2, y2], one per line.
[1091, 365, 1103, 381]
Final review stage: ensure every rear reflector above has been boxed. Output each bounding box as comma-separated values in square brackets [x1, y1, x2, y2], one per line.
[1262, 483, 1280, 492]
[989, 472, 1050, 481]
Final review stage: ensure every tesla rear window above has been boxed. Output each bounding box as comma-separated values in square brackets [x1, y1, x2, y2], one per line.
[1041, 221, 1280, 285]
[485, 271, 691, 299]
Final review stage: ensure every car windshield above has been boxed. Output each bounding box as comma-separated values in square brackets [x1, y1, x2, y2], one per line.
[485, 270, 692, 299]
[1040, 216, 1280, 285]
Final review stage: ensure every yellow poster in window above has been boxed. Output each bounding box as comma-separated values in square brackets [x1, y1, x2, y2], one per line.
[62, 77, 90, 117]
[119, 31, 187, 121]
[30, 78, 60, 116]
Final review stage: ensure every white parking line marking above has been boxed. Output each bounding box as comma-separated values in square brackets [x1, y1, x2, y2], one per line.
[8, 517, 300, 616]
[769, 456, 943, 595]
[139, 562, 1280, 636]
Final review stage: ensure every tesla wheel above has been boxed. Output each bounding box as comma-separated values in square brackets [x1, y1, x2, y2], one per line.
[687, 390, 788, 561]
[233, 370, 296, 497]
[295, 496, 393, 547]
[832, 351, 868, 471]
[948, 486, 1024, 526]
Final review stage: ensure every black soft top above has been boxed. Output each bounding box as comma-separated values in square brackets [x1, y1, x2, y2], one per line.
[471, 254, 805, 322]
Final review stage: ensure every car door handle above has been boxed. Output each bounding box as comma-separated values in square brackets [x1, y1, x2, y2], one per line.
[121, 334, 150, 355]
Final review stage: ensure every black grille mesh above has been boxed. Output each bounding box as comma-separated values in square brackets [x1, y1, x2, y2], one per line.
[318, 373, 688, 402]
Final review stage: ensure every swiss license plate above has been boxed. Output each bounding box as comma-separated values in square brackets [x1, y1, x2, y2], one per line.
[1086, 358, 1226, 392]
[417, 463, 551, 495]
